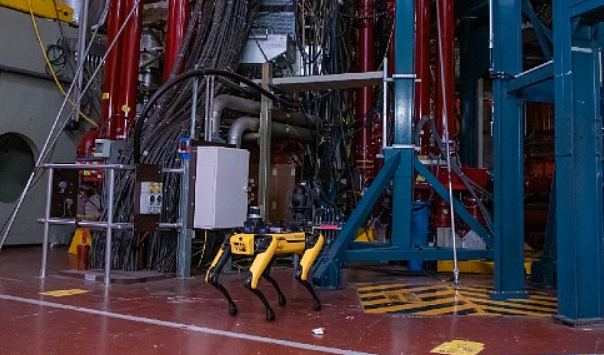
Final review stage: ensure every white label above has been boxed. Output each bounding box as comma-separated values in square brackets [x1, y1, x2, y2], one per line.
[139, 182, 163, 214]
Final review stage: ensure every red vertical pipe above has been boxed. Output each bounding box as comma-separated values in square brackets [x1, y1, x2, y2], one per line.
[114, 0, 143, 140]
[415, 0, 430, 122]
[163, 0, 189, 81]
[436, 0, 456, 138]
[355, 0, 375, 184]
[415, 0, 431, 153]
[101, 0, 125, 139]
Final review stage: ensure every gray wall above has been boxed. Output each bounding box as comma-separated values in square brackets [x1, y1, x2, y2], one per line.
[0, 7, 83, 245]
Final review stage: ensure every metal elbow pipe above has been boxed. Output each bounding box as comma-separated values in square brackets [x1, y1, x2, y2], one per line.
[211, 95, 262, 139]
[228, 116, 314, 147]
[228, 116, 260, 147]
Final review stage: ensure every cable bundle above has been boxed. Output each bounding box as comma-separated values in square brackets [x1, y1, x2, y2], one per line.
[91, 0, 258, 272]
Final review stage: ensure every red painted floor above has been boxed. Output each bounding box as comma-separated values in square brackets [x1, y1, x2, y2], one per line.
[0, 246, 603, 354]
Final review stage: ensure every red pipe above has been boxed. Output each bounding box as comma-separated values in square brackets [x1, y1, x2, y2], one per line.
[436, 0, 456, 138]
[355, 0, 376, 184]
[100, 0, 125, 139]
[415, 0, 431, 153]
[163, 0, 189, 81]
[415, 0, 430, 122]
[114, 0, 143, 140]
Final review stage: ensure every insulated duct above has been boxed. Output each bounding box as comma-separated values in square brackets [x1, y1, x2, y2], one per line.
[227, 116, 313, 147]
[211, 94, 316, 139]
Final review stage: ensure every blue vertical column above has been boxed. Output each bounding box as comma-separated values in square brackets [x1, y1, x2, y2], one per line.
[492, 0, 527, 299]
[460, 26, 489, 166]
[553, 5, 604, 323]
[390, 0, 415, 248]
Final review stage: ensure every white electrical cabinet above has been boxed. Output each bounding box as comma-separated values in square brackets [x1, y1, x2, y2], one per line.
[194, 146, 250, 229]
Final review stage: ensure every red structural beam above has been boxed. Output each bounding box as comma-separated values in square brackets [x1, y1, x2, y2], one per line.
[355, 0, 376, 183]
[114, 0, 143, 140]
[99, 0, 143, 140]
[163, 0, 189, 81]
[436, 0, 456, 138]
[100, 0, 126, 139]
[415, 0, 430, 122]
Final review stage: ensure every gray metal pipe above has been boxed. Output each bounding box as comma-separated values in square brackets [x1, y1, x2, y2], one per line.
[211, 95, 262, 139]
[212, 95, 317, 139]
[228, 116, 313, 147]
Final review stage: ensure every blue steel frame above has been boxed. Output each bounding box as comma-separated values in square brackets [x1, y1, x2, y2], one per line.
[313, 0, 604, 323]
[553, 0, 604, 324]
[312, 0, 494, 289]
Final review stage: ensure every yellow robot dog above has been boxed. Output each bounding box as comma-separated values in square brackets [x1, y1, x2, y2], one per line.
[206, 231, 324, 321]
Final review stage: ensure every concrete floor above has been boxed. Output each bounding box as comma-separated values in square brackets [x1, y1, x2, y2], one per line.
[0, 246, 603, 354]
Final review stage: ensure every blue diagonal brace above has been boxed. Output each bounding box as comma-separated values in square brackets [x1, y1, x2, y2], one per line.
[414, 158, 493, 248]
[522, 0, 553, 59]
[311, 151, 401, 288]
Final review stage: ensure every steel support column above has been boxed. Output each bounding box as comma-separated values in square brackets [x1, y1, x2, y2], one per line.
[391, 0, 415, 250]
[492, 0, 527, 299]
[553, 2, 604, 323]
[459, 25, 489, 166]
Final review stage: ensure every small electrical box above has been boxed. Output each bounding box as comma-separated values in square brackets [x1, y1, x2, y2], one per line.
[194, 146, 250, 229]
[134, 164, 163, 231]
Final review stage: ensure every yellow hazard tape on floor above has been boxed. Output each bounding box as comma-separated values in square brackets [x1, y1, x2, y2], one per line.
[357, 282, 557, 317]
[39, 289, 90, 297]
[431, 340, 485, 355]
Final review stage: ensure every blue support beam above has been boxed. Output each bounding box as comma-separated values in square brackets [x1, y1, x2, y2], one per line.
[345, 248, 493, 262]
[553, 1, 604, 324]
[492, 0, 528, 300]
[507, 61, 553, 94]
[391, 0, 416, 251]
[414, 159, 493, 248]
[522, 0, 553, 59]
[312, 152, 401, 288]
[459, 25, 489, 166]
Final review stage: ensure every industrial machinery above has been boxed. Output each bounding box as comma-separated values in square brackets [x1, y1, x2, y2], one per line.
[2, 0, 604, 327]
[206, 213, 324, 321]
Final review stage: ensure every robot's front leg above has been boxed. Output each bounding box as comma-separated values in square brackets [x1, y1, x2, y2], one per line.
[245, 236, 279, 321]
[262, 260, 287, 306]
[295, 232, 325, 311]
[206, 238, 238, 316]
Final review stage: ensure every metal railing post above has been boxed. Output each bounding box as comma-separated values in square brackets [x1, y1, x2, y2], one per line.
[104, 168, 116, 285]
[40, 168, 54, 278]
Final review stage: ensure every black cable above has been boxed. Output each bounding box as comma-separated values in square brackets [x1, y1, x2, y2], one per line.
[134, 68, 298, 163]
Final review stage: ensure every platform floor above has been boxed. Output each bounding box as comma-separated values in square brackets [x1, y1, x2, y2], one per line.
[0, 246, 603, 354]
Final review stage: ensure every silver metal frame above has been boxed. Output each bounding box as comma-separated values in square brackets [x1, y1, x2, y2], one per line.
[38, 163, 183, 286]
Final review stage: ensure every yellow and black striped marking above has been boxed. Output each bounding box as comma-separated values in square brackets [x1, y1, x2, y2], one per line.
[357, 283, 557, 317]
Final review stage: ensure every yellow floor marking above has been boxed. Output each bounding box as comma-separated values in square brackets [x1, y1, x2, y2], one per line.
[458, 290, 557, 307]
[364, 296, 461, 314]
[479, 304, 550, 317]
[453, 290, 490, 316]
[459, 286, 556, 302]
[431, 340, 485, 355]
[357, 283, 405, 292]
[361, 288, 454, 306]
[464, 296, 556, 313]
[414, 303, 477, 316]
[360, 284, 448, 298]
[39, 289, 90, 298]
